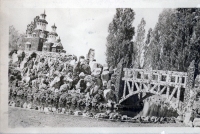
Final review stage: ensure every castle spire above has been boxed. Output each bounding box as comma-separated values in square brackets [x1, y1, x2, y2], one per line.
[51, 23, 57, 29]
[57, 36, 61, 42]
[40, 9, 46, 19]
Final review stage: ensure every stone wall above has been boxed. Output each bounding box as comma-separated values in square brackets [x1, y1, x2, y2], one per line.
[20, 37, 45, 51]
[52, 47, 56, 52]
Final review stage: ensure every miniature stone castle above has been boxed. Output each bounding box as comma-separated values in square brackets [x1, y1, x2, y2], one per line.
[19, 10, 65, 53]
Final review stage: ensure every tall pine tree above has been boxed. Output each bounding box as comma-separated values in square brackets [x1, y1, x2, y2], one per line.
[135, 18, 146, 68]
[105, 8, 135, 68]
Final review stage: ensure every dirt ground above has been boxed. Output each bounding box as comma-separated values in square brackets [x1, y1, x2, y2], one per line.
[7, 107, 186, 127]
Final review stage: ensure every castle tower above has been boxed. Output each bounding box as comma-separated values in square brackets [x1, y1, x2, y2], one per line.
[47, 23, 58, 43]
[57, 36, 61, 42]
[52, 23, 57, 32]
[40, 10, 46, 20]
[52, 36, 63, 52]
[36, 10, 48, 31]
[39, 30, 45, 38]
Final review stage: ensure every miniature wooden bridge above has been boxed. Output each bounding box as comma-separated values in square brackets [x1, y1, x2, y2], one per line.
[119, 68, 188, 111]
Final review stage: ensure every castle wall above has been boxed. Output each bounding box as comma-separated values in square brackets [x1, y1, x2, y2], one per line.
[44, 42, 53, 52]
[48, 35, 56, 43]
[36, 22, 47, 31]
[52, 47, 56, 52]
[21, 37, 41, 51]
[38, 38, 46, 51]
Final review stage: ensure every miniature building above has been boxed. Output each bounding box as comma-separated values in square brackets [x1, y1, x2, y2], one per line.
[19, 10, 65, 53]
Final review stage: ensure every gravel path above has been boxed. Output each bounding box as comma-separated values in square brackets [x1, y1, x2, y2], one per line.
[8, 107, 186, 127]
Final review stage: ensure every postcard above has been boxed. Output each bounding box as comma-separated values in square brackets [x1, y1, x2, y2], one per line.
[1, 0, 200, 134]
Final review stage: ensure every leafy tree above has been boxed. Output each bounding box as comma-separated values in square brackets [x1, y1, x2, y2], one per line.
[143, 28, 153, 69]
[178, 8, 200, 72]
[145, 8, 200, 74]
[145, 28, 152, 45]
[9, 25, 20, 50]
[134, 18, 146, 68]
[105, 8, 135, 68]
[144, 24, 162, 70]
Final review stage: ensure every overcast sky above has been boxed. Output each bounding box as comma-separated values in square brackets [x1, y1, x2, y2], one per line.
[9, 8, 164, 64]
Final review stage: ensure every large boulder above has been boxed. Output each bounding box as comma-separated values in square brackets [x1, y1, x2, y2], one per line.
[193, 118, 200, 127]
[184, 111, 193, 126]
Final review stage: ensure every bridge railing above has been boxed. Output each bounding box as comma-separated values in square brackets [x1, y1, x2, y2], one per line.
[120, 68, 188, 111]
[123, 68, 188, 88]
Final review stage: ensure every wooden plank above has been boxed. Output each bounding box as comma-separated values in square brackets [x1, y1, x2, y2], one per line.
[134, 82, 140, 91]
[168, 87, 177, 101]
[131, 81, 134, 91]
[166, 86, 170, 99]
[139, 82, 142, 92]
[142, 83, 148, 91]
[159, 86, 166, 95]
[122, 78, 185, 88]
[150, 84, 157, 92]
[176, 86, 181, 108]
[123, 80, 127, 98]
[126, 81, 132, 94]
[176, 76, 182, 108]
[175, 76, 178, 84]
[124, 68, 187, 76]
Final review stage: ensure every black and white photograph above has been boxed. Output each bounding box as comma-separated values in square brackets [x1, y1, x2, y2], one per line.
[1, 0, 200, 134]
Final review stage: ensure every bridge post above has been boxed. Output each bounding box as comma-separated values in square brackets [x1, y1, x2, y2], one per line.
[139, 71, 144, 99]
[166, 71, 172, 99]
[157, 71, 161, 93]
[176, 75, 182, 108]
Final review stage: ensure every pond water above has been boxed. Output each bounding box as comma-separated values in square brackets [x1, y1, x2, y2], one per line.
[9, 94, 143, 118]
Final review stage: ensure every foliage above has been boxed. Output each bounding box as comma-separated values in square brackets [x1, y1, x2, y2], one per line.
[9, 25, 26, 51]
[144, 8, 200, 73]
[105, 8, 135, 68]
[134, 18, 146, 68]
[9, 25, 20, 50]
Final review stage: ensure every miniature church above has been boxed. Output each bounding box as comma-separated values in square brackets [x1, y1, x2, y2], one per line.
[19, 10, 65, 53]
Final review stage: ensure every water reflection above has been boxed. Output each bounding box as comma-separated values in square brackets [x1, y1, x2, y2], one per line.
[8, 94, 142, 118]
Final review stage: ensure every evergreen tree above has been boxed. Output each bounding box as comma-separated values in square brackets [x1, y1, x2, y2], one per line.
[143, 28, 153, 69]
[105, 8, 135, 68]
[145, 28, 152, 45]
[135, 18, 146, 68]
[146, 8, 200, 73]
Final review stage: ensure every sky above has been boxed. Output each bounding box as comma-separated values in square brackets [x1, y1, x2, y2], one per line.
[9, 8, 164, 64]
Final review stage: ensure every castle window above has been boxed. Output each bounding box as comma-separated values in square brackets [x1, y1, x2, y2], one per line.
[26, 44, 31, 51]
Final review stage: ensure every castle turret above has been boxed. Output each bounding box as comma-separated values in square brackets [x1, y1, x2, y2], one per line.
[36, 10, 48, 31]
[51, 36, 63, 52]
[51, 23, 57, 32]
[40, 10, 46, 20]
[57, 36, 61, 42]
[47, 23, 58, 43]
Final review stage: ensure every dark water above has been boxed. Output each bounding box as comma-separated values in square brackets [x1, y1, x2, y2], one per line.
[9, 94, 142, 117]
